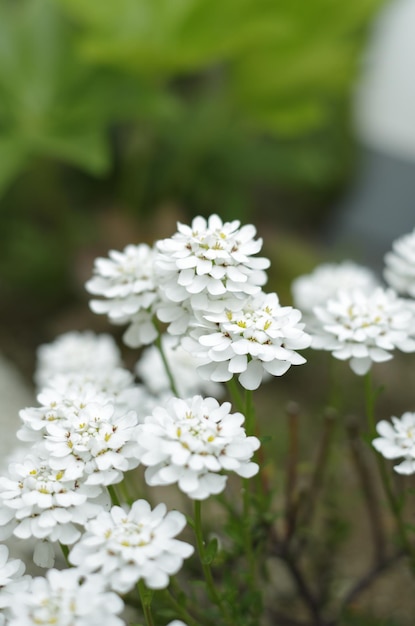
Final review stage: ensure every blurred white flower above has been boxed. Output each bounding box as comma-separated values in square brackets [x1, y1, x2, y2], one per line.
[312, 287, 415, 375]
[155, 214, 270, 335]
[86, 243, 160, 347]
[373, 412, 415, 474]
[136, 334, 224, 398]
[0, 453, 109, 566]
[7, 568, 125, 626]
[35, 331, 122, 389]
[0, 544, 30, 624]
[69, 500, 194, 593]
[137, 396, 260, 499]
[292, 261, 379, 315]
[384, 228, 415, 297]
[183, 292, 310, 391]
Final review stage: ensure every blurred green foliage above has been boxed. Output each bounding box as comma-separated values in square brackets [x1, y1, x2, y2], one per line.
[0, 0, 384, 346]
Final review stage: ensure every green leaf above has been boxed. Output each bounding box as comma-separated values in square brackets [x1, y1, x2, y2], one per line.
[202, 537, 218, 565]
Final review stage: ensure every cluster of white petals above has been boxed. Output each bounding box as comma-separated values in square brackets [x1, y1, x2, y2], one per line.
[18, 370, 146, 443]
[292, 261, 379, 315]
[311, 287, 415, 375]
[42, 401, 141, 486]
[137, 396, 260, 499]
[155, 215, 270, 336]
[70, 500, 194, 592]
[7, 568, 125, 626]
[0, 545, 30, 625]
[384, 228, 415, 297]
[183, 292, 311, 390]
[86, 243, 160, 347]
[35, 331, 122, 389]
[372, 412, 415, 474]
[0, 453, 109, 566]
[136, 334, 223, 399]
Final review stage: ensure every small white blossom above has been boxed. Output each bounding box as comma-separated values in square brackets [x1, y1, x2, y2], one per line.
[292, 261, 379, 314]
[86, 243, 160, 347]
[0, 453, 109, 566]
[137, 396, 260, 499]
[7, 568, 125, 626]
[183, 292, 310, 390]
[384, 228, 415, 297]
[136, 334, 224, 398]
[155, 215, 270, 335]
[35, 331, 122, 389]
[69, 500, 194, 593]
[373, 412, 415, 474]
[312, 287, 415, 375]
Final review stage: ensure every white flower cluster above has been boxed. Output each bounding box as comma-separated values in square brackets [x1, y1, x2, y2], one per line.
[292, 260, 379, 315]
[0, 453, 109, 567]
[69, 500, 194, 592]
[6, 568, 125, 626]
[372, 412, 415, 474]
[184, 292, 310, 390]
[311, 287, 415, 375]
[86, 243, 160, 347]
[137, 396, 260, 499]
[85, 215, 310, 391]
[384, 227, 415, 297]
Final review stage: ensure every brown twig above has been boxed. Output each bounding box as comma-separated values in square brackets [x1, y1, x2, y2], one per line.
[345, 416, 387, 563]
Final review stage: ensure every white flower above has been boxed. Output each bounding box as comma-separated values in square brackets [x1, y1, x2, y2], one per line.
[69, 500, 194, 593]
[373, 412, 415, 474]
[183, 292, 311, 391]
[7, 568, 125, 626]
[292, 261, 379, 315]
[137, 396, 260, 499]
[86, 243, 160, 347]
[167, 622, 187, 626]
[155, 215, 270, 335]
[0, 453, 109, 565]
[136, 334, 224, 398]
[43, 401, 141, 486]
[312, 287, 415, 375]
[384, 228, 415, 297]
[35, 331, 122, 389]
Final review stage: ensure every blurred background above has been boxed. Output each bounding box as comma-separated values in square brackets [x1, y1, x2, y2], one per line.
[1, 0, 415, 376]
[3, 2, 415, 623]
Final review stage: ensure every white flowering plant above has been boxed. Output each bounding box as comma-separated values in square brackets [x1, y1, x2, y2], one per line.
[3, 216, 415, 626]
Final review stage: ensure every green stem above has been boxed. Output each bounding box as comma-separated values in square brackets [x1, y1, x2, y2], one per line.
[155, 332, 180, 397]
[59, 542, 70, 565]
[138, 580, 155, 626]
[108, 484, 121, 507]
[164, 588, 200, 626]
[365, 372, 415, 568]
[193, 501, 232, 624]
[226, 377, 244, 413]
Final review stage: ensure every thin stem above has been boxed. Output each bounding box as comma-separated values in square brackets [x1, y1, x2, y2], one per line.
[193, 500, 232, 624]
[107, 484, 121, 507]
[138, 580, 155, 626]
[244, 388, 255, 437]
[164, 588, 200, 626]
[59, 542, 70, 565]
[285, 402, 299, 542]
[226, 377, 244, 413]
[155, 333, 180, 397]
